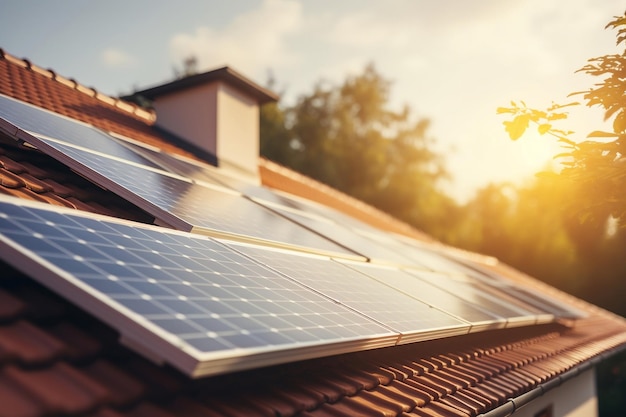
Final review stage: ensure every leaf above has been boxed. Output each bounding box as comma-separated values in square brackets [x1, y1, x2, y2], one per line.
[613, 110, 626, 133]
[547, 113, 568, 121]
[496, 107, 515, 114]
[548, 101, 580, 110]
[538, 124, 552, 135]
[557, 137, 576, 146]
[503, 114, 530, 141]
[587, 131, 619, 138]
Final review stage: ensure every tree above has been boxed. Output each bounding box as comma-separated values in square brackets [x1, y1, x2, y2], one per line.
[498, 12, 626, 227]
[497, 15, 626, 414]
[261, 64, 455, 236]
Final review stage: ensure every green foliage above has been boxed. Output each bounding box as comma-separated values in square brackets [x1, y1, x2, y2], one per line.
[454, 179, 588, 295]
[260, 64, 455, 236]
[498, 12, 626, 227]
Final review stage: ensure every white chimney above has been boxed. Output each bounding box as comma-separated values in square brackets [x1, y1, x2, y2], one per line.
[135, 67, 277, 177]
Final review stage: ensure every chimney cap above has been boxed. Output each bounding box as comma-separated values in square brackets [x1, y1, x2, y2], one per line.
[133, 66, 278, 104]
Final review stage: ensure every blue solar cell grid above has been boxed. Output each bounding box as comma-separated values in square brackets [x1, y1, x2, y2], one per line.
[0, 94, 162, 169]
[0, 197, 396, 374]
[227, 243, 470, 340]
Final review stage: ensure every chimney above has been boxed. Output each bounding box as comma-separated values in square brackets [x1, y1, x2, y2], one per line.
[133, 67, 278, 177]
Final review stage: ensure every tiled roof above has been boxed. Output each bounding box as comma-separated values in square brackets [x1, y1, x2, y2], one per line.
[1, 49, 626, 417]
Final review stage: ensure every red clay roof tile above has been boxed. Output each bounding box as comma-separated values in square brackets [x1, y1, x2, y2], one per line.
[0, 320, 65, 365]
[86, 408, 126, 417]
[47, 323, 102, 363]
[0, 375, 45, 417]
[83, 360, 146, 407]
[167, 396, 252, 417]
[19, 173, 52, 193]
[2, 362, 109, 415]
[0, 289, 26, 322]
[0, 168, 24, 188]
[448, 391, 487, 416]
[121, 403, 178, 417]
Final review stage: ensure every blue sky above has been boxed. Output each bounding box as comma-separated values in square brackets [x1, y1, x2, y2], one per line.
[1, 0, 623, 201]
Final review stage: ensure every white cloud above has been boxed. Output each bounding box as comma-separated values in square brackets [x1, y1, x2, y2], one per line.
[168, 0, 302, 79]
[100, 48, 137, 69]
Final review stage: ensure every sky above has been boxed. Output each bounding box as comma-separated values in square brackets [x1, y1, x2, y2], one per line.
[1, 0, 623, 202]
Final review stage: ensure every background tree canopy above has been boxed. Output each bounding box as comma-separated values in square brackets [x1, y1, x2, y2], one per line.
[259, 12, 626, 415]
[498, 13, 626, 228]
[261, 64, 457, 235]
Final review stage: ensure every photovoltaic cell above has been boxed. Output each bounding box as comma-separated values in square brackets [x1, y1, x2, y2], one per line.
[13, 137, 362, 259]
[0, 196, 397, 377]
[362, 230, 491, 275]
[341, 263, 508, 331]
[116, 138, 394, 236]
[0, 94, 162, 170]
[496, 285, 586, 319]
[227, 243, 471, 343]
[406, 270, 553, 325]
[262, 205, 425, 266]
[114, 139, 243, 190]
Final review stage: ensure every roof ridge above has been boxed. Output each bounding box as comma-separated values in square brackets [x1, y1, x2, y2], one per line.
[0, 48, 155, 123]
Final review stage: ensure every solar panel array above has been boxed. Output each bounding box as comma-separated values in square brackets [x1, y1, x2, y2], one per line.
[0, 94, 586, 377]
[0, 197, 397, 376]
[0, 94, 362, 259]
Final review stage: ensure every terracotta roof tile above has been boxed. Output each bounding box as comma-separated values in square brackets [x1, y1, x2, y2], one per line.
[238, 391, 304, 416]
[121, 357, 185, 401]
[0, 320, 65, 366]
[0, 375, 45, 417]
[19, 172, 52, 193]
[2, 363, 109, 415]
[47, 323, 103, 364]
[0, 168, 24, 188]
[0, 289, 26, 323]
[447, 392, 487, 416]
[166, 397, 247, 417]
[300, 376, 350, 403]
[264, 383, 327, 413]
[86, 408, 126, 417]
[387, 380, 431, 407]
[121, 403, 178, 417]
[83, 360, 146, 407]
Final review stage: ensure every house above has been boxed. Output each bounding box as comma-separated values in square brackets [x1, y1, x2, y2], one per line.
[0, 48, 625, 417]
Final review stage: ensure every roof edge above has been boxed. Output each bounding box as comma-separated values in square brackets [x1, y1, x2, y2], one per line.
[477, 342, 626, 417]
[131, 66, 279, 104]
[0, 48, 156, 123]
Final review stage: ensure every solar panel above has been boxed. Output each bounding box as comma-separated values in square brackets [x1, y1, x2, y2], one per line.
[341, 263, 508, 332]
[361, 230, 492, 275]
[404, 269, 546, 326]
[227, 242, 471, 343]
[2, 128, 362, 259]
[0, 94, 163, 170]
[496, 285, 586, 319]
[115, 138, 328, 208]
[259, 203, 426, 266]
[112, 135, 414, 246]
[89, 137, 450, 268]
[112, 137, 250, 189]
[0, 196, 397, 377]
